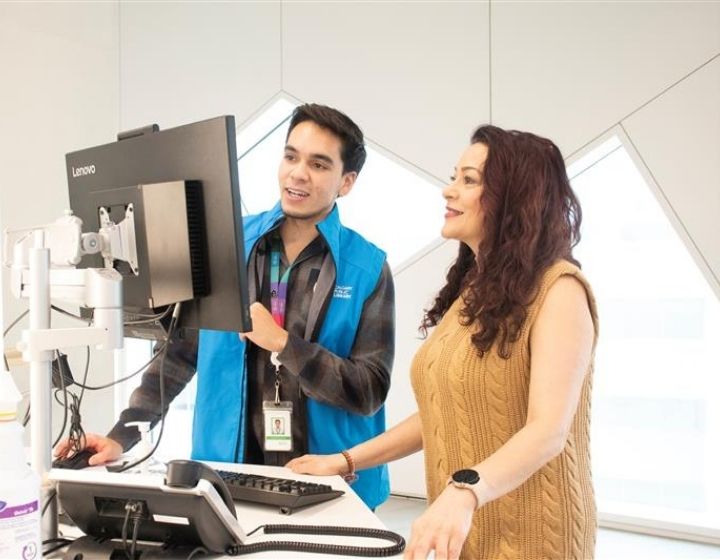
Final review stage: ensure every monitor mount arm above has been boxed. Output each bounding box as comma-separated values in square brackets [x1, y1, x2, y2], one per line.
[4, 211, 129, 541]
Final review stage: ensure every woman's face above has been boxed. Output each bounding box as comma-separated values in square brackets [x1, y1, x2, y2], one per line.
[441, 142, 487, 252]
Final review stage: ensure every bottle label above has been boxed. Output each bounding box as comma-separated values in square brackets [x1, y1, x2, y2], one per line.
[0, 500, 40, 560]
[0, 500, 38, 519]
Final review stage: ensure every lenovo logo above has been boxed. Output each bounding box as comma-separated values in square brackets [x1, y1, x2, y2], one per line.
[72, 164, 96, 177]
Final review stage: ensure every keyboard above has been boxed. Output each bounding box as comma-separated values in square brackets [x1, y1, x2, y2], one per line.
[217, 470, 344, 514]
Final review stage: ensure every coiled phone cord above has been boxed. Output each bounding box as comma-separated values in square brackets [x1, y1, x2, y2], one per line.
[226, 524, 405, 557]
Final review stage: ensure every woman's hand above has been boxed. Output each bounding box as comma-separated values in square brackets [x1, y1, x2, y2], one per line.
[285, 453, 347, 476]
[404, 485, 476, 560]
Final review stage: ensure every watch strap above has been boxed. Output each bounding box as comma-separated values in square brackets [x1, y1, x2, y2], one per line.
[447, 470, 491, 511]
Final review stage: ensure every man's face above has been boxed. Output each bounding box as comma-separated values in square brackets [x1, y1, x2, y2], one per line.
[278, 121, 356, 223]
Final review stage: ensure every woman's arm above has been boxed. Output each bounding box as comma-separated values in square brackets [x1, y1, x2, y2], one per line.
[406, 275, 595, 559]
[286, 412, 423, 475]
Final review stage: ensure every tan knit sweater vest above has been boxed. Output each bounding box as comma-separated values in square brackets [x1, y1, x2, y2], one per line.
[411, 260, 598, 560]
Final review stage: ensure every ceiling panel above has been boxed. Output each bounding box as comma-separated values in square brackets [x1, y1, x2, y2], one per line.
[623, 57, 720, 296]
[120, 2, 281, 131]
[492, 1, 720, 158]
[283, 1, 490, 180]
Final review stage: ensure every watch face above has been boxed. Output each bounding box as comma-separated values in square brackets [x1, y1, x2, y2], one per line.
[452, 469, 480, 485]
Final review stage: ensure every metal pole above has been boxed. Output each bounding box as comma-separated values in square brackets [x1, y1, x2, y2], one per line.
[28, 230, 57, 540]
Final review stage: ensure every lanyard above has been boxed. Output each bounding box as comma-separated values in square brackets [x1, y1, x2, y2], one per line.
[269, 238, 292, 328]
[269, 238, 291, 403]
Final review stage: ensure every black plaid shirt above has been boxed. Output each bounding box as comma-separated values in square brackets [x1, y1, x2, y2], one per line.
[108, 230, 395, 466]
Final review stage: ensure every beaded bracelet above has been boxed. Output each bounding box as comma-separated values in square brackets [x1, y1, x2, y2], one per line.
[341, 450, 358, 483]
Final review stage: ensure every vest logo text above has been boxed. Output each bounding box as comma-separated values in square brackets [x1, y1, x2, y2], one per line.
[333, 285, 353, 300]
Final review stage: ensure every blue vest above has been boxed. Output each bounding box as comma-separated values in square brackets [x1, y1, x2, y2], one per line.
[192, 203, 390, 509]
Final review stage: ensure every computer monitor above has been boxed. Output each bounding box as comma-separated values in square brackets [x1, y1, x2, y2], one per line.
[65, 115, 251, 335]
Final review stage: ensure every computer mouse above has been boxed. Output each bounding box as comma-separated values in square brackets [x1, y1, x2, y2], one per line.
[52, 448, 95, 470]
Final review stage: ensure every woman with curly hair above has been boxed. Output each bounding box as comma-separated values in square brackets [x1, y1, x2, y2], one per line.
[287, 125, 598, 560]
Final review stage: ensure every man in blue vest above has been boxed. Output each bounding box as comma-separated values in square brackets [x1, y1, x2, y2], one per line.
[56, 104, 395, 509]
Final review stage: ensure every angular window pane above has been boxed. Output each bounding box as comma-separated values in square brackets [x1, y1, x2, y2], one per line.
[337, 149, 443, 268]
[570, 137, 720, 530]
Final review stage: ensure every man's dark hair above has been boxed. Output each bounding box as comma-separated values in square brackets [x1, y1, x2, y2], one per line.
[286, 103, 367, 174]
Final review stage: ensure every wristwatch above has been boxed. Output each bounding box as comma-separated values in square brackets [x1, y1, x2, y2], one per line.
[448, 469, 484, 510]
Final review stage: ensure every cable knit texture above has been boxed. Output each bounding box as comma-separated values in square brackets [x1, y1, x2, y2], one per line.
[411, 260, 598, 559]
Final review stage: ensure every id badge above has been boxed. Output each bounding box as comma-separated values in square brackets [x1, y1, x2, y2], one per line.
[263, 400, 293, 452]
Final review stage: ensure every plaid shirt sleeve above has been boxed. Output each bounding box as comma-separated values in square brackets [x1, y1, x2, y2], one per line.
[277, 261, 395, 416]
[106, 328, 199, 451]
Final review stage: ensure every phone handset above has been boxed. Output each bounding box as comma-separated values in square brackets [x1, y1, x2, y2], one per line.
[164, 459, 406, 557]
[165, 459, 236, 518]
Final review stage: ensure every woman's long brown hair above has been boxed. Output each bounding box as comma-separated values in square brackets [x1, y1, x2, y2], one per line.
[421, 125, 582, 358]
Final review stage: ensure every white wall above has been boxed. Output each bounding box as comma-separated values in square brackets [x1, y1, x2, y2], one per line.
[622, 56, 720, 296]
[283, 1, 490, 181]
[119, 2, 282, 131]
[491, 2, 720, 158]
[0, 3, 120, 438]
[2, 1, 718, 496]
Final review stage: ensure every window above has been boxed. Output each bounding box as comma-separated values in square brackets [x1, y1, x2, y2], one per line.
[569, 136, 720, 532]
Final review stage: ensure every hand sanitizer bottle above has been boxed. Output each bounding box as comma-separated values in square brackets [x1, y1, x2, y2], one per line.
[0, 371, 41, 560]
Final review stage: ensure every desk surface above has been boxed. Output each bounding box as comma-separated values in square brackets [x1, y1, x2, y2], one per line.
[210, 461, 397, 559]
[54, 461, 402, 559]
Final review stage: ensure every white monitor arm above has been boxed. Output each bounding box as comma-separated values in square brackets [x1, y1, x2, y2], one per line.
[7, 212, 125, 356]
[3, 211, 129, 540]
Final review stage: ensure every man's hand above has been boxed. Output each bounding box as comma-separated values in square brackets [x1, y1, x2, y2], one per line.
[285, 453, 347, 476]
[54, 433, 123, 466]
[239, 302, 289, 353]
[404, 486, 475, 560]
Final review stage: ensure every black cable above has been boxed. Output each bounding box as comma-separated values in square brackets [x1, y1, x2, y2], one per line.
[6, 306, 81, 425]
[56, 314, 93, 457]
[68, 391, 86, 455]
[78, 342, 91, 406]
[121, 504, 132, 559]
[3, 309, 29, 337]
[2, 306, 80, 371]
[5, 309, 30, 425]
[117, 303, 180, 473]
[50, 305, 85, 321]
[116, 336, 170, 472]
[3, 309, 29, 370]
[41, 490, 57, 517]
[70, 340, 167, 391]
[120, 500, 144, 560]
[22, 401, 31, 427]
[50, 313, 167, 463]
[130, 516, 142, 559]
[225, 524, 406, 557]
[42, 537, 71, 546]
[52, 389, 69, 448]
[52, 350, 70, 448]
[245, 525, 264, 537]
[42, 539, 74, 557]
